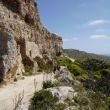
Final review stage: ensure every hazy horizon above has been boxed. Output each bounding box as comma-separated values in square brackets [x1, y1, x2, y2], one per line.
[37, 0, 110, 55]
[64, 48, 110, 56]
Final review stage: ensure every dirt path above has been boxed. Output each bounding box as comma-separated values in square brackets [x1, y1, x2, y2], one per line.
[0, 73, 53, 110]
[65, 56, 75, 62]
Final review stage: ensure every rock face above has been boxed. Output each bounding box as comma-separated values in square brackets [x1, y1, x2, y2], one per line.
[47, 86, 77, 101]
[0, 0, 63, 81]
[57, 68, 73, 84]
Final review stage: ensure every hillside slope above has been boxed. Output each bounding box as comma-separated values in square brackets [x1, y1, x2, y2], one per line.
[64, 49, 110, 64]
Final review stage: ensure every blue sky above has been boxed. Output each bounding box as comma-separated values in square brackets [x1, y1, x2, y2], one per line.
[37, 0, 110, 54]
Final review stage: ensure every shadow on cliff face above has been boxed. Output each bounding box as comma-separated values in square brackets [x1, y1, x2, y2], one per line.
[0, 56, 4, 82]
[1, 0, 21, 14]
[16, 39, 34, 70]
[0, 31, 8, 55]
[0, 30, 9, 82]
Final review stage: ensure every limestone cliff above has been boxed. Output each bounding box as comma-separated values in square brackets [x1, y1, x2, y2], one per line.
[0, 0, 63, 81]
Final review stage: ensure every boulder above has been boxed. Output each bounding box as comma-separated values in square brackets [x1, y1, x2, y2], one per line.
[47, 86, 77, 101]
[57, 68, 73, 84]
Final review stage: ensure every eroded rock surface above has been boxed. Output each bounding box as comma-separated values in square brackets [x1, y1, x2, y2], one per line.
[47, 86, 77, 101]
[0, 0, 63, 81]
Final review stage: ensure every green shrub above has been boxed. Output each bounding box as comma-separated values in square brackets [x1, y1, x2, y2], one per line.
[81, 73, 88, 80]
[29, 90, 57, 110]
[70, 73, 77, 80]
[64, 97, 74, 106]
[56, 57, 72, 66]
[76, 58, 110, 72]
[34, 56, 44, 71]
[88, 91, 110, 110]
[44, 63, 53, 73]
[78, 97, 90, 106]
[34, 56, 53, 72]
[100, 69, 110, 78]
[93, 71, 101, 79]
[93, 69, 110, 79]
[67, 64, 86, 76]
[52, 81, 61, 87]
[43, 81, 54, 89]
[98, 107, 106, 110]
[43, 81, 61, 89]
[23, 65, 33, 76]
[54, 103, 66, 110]
[37, 68, 42, 72]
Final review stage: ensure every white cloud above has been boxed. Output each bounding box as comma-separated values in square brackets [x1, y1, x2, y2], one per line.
[88, 19, 109, 26]
[63, 37, 79, 42]
[90, 34, 110, 40]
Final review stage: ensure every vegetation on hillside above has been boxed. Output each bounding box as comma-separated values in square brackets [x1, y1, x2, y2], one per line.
[56, 56, 110, 110]
[64, 49, 110, 64]
[34, 56, 53, 72]
[30, 53, 110, 110]
[29, 90, 57, 110]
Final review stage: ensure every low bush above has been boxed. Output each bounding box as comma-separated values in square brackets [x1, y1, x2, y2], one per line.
[23, 65, 33, 76]
[43, 80, 61, 89]
[43, 81, 54, 89]
[34, 56, 53, 72]
[88, 91, 110, 110]
[56, 57, 72, 66]
[64, 97, 74, 106]
[54, 103, 66, 110]
[100, 69, 110, 78]
[67, 64, 86, 76]
[93, 71, 101, 79]
[76, 58, 110, 72]
[29, 90, 57, 110]
[34, 56, 44, 71]
[52, 81, 61, 87]
[81, 73, 88, 80]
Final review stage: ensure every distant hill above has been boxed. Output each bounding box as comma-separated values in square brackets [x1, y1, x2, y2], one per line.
[64, 49, 110, 64]
[105, 54, 110, 57]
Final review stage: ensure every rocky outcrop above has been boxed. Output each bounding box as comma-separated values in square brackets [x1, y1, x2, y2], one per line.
[0, 0, 63, 81]
[47, 86, 77, 101]
[57, 68, 73, 84]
